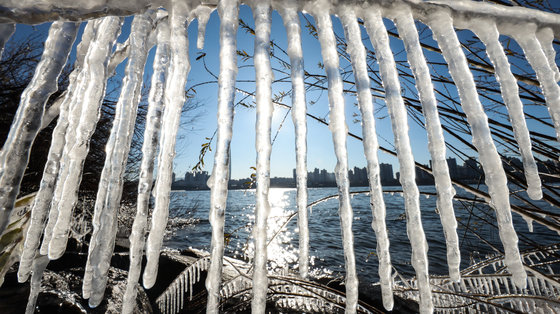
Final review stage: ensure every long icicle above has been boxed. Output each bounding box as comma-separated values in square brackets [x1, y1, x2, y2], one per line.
[279, 0, 309, 279]
[312, 2, 359, 312]
[24, 255, 50, 314]
[339, 5, 394, 310]
[536, 27, 560, 83]
[18, 20, 95, 282]
[364, 7, 432, 313]
[39, 20, 100, 256]
[512, 25, 560, 144]
[0, 21, 78, 234]
[83, 12, 153, 308]
[47, 16, 123, 262]
[470, 19, 542, 200]
[122, 12, 169, 314]
[205, 1, 239, 312]
[143, 1, 191, 289]
[428, 10, 527, 289]
[250, 1, 273, 313]
[393, 7, 460, 281]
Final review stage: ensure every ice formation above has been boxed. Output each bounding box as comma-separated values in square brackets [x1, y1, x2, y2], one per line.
[393, 7, 460, 282]
[123, 12, 169, 314]
[279, 0, 309, 280]
[205, 1, 238, 313]
[0, 0, 558, 313]
[249, 1, 274, 313]
[338, 5, 393, 310]
[144, 1, 192, 290]
[309, 2, 359, 312]
[427, 11, 527, 289]
[363, 6, 433, 312]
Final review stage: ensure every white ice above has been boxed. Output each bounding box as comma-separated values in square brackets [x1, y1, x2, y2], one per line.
[0, 21, 78, 234]
[279, 0, 309, 279]
[143, 1, 191, 289]
[339, 5, 394, 310]
[309, 1, 359, 312]
[470, 19, 542, 200]
[428, 11, 527, 289]
[18, 21, 93, 282]
[393, 7, 461, 281]
[364, 6, 433, 313]
[83, 12, 152, 308]
[249, 1, 273, 313]
[122, 12, 169, 314]
[204, 1, 239, 313]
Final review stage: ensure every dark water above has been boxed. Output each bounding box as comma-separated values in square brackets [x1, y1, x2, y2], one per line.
[164, 185, 559, 286]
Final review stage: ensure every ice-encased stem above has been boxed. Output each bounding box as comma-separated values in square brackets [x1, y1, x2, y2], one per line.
[470, 19, 542, 200]
[39, 20, 100, 256]
[428, 11, 527, 288]
[394, 8, 460, 281]
[364, 7, 433, 313]
[0, 23, 15, 58]
[195, 5, 213, 50]
[24, 255, 50, 314]
[18, 21, 95, 282]
[279, 1, 309, 279]
[0, 21, 78, 234]
[513, 25, 560, 145]
[339, 6, 393, 310]
[205, 1, 239, 312]
[122, 15, 169, 314]
[82, 13, 152, 308]
[143, 2, 191, 289]
[47, 17, 122, 262]
[250, 1, 273, 313]
[313, 6, 358, 313]
[536, 27, 560, 83]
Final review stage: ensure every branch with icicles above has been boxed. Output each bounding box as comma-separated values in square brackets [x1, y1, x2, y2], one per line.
[0, 0, 559, 313]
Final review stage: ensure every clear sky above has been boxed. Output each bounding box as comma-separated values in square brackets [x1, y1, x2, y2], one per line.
[7, 5, 557, 181]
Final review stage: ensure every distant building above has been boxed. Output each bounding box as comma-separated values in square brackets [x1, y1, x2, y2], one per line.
[183, 170, 210, 189]
[379, 163, 394, 185]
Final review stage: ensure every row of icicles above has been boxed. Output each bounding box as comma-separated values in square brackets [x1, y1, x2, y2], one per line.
[0, 0, 558, 313]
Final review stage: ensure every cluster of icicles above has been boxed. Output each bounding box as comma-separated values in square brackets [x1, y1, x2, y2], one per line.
[0, 0, 558, 313]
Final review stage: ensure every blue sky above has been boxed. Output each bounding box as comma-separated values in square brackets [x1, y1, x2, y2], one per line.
[7, 5, 557, 180]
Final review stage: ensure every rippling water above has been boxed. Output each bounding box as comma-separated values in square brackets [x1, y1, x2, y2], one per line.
[164, 185, 559, 285]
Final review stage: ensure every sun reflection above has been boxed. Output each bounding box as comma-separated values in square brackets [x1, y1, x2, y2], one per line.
[266, 188, 298, 273]
[241, 188, 299, 274]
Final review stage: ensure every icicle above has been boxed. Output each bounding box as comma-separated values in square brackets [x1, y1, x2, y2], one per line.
[428, 11, 527, 289]
[0, 23, 15, 58]
[470, 19, 542, 200]
[512, 24, 560, 144]
[24, 255, 49, 314]
[338, 5, 393, 310]
[18, 20, 94, 282]
[279, 0, 309, 280]
[47, 17, 122, 264]
[81, 12, 152, 308]
[0, 21, 78, 234]
[393, 7, 460, 282]
[144, 1, 191, 289]
[363, 6, 432, 313]
[249, 1, 274, 313]
[195, 5, 213, 50]
[311, 3, 359, 312]
[122, 12, 169, 314]
[205, 0, 239, 312]
[536, 27, 560, 82]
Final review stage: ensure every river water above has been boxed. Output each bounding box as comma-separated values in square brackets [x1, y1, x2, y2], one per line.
[164, 185, 559, 286]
